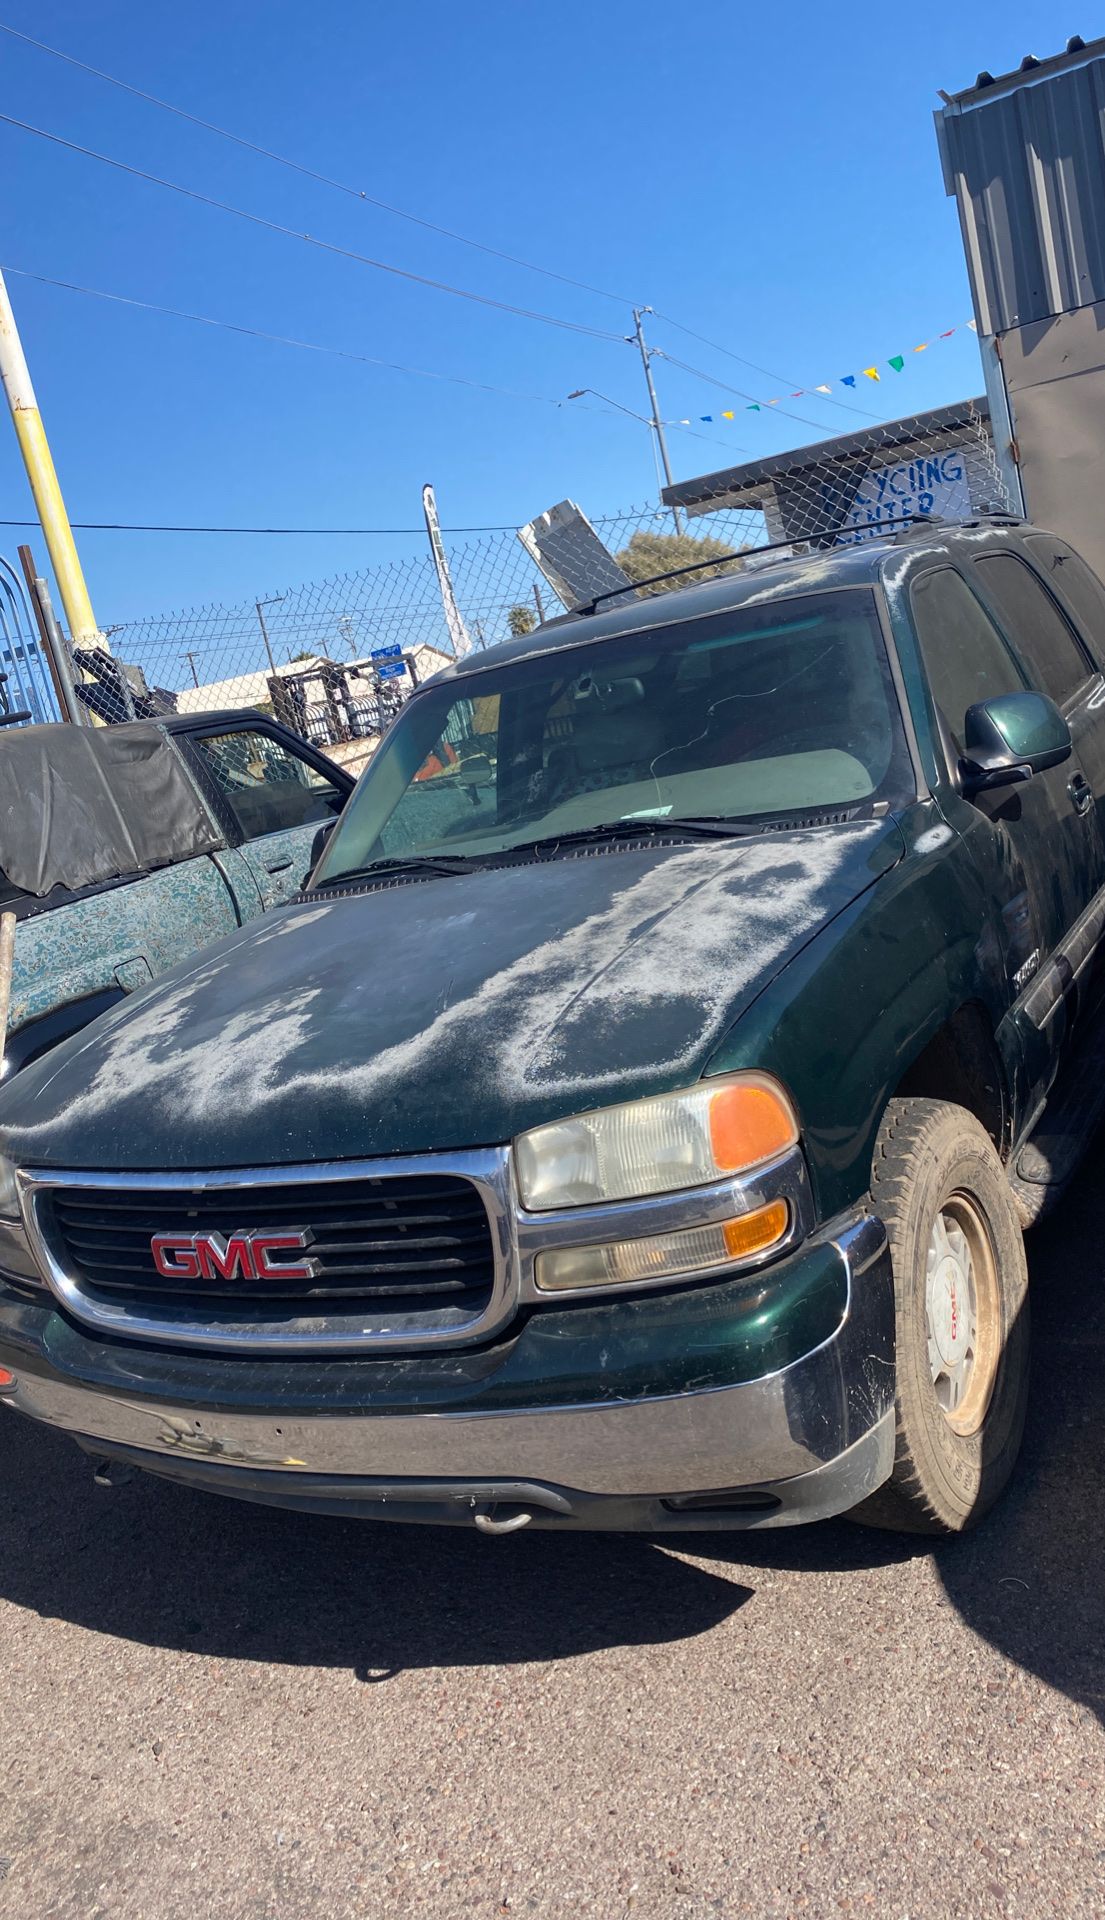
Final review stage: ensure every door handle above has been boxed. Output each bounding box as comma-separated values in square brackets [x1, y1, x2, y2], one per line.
[263, 856, 294, 874]
[1068, 773, 1094, 817]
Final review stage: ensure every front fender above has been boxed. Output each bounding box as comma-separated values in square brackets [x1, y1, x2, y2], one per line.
[707, 804, 1015, 1220]
[2, 988, 127, 1079]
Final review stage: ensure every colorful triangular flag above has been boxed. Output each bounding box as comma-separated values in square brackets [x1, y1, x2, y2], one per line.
[966, 318, 978, 332]
[700, 414, 713, 422]
[863, 367, 880, 382]
[721, 410, 734, 420]
[888, 355, 904, 373]
[841, 375, 856, 388]
[747, 403, 761, 411]
[913, 343, 928, 352]
[815, 384, 832, 394]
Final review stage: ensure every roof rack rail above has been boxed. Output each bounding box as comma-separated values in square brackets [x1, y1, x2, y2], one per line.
[575, 510, 1027, 618]
[577, 514, 958, 615]
[578, 547, 752, 617]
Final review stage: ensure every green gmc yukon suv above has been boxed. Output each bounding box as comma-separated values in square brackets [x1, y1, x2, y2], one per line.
[1, 515, 1104, 1537]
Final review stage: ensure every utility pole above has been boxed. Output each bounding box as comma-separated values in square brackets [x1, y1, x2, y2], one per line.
[255, 596, 283, 674]
[631, 307, 682, 530]
[0, 267, 103, 648]
[183, 651, 201, 689]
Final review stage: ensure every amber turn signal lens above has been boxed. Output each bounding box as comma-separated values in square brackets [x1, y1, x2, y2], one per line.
[534, 1198, 791, 1292]
[721, 1198, 790, 1260]
[709, 1081, 799, 1172]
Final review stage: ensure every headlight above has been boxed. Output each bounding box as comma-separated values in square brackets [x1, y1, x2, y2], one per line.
[515, 1074, 799, 1212]
[0, 1154, 20, 1221]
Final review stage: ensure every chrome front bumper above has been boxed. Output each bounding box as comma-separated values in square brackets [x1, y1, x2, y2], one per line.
[0, 1216, 896, 1530]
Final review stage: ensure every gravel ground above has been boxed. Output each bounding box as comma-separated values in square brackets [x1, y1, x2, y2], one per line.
[1, 1154, 1104, 1920]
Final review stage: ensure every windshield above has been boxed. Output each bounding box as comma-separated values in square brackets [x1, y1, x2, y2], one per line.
[314, 588, 911, 880]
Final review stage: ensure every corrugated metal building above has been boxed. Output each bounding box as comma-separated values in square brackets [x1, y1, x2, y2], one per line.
[936, 36, 1105, 577]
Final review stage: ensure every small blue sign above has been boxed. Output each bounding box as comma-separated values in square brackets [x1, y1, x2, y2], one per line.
[371, 644, 407, 681]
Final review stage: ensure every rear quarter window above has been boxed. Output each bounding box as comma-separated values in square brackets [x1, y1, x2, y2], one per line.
[973, 552, 1095, 708]
[1023, 534, 1105, 667]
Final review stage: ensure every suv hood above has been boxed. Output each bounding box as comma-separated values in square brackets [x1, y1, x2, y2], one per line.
[0, 822, 901, 1170]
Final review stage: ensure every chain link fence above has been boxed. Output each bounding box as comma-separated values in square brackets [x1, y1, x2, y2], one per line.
[61, 399, 1009, 767]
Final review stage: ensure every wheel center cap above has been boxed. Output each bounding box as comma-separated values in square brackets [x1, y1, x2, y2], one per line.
[932, 1255, 968, 1366]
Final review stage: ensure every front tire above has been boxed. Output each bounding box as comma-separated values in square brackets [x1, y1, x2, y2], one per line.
[855, 1097, 1029, 1535]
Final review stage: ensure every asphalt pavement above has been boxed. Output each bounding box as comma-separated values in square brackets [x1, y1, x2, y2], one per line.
[1, 1149, 1104, 1920]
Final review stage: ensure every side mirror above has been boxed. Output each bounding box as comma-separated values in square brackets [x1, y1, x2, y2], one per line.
[960, 692, 1072, 796]
[305, 820, 336, 885]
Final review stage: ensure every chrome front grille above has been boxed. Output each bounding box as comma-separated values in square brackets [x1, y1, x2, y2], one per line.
[50, 1175, 494, 1307]
[24, 1152, 515, 1354]
[18, 1143, 814, 1357]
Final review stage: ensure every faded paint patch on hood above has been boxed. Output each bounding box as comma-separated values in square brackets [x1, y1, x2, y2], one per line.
[0, 824, 901, 1168]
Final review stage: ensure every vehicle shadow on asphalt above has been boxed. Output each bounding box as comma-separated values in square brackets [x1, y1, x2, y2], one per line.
[1, 1159, 1102, 1694]
[700, 1133, 1105, 1725]
[0, 1412, 752, 1674]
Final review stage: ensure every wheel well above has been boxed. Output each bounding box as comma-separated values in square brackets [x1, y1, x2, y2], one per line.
[893, 1003, 1009, 1158]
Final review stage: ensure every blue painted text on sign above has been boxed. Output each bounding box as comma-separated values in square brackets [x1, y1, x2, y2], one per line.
[836, 451, 970, 545]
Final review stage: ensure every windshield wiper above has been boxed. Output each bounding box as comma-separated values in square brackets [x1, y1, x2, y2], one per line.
[500, 816, 754, 857]
[314, 853, 481, 887]
[315, 818, 752, 888]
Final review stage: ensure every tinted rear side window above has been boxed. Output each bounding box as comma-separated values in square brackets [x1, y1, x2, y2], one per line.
[1024, 534, 1105, 664]
[909, 568, 1026, 753]
[974, 552, 1094, 706]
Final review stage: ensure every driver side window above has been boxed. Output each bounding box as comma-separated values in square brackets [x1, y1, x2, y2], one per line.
[191, 729, 340, 840]
[910, 568, 1027, 756]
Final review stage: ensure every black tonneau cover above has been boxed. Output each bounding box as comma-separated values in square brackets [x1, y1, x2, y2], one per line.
[0, 723, 223, 897]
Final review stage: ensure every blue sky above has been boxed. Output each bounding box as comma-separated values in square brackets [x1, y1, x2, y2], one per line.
[0, 0, 1079, 626]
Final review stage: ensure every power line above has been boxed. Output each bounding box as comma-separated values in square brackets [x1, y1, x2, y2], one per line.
[0, 19, 637, 311]
[0, 112, 629, 344]
[0, 518, 518, 535]
[0, 52, 880, 468]
[2, 262, 742, 458]
[0, 16, 911, 432]
[1, 264, 578, 405]
[650, 309, 883, 423]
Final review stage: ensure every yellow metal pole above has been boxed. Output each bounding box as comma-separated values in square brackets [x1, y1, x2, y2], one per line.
[0, 267, 102, 647]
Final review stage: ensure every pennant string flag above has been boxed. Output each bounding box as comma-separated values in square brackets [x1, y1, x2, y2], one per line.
[669, 320, 978, 424]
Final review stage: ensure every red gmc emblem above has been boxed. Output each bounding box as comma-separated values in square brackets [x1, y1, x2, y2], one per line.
[150, 1227, 318, 1283]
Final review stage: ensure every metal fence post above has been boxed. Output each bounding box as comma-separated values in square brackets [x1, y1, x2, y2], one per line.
[17, 544, 84, 723]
